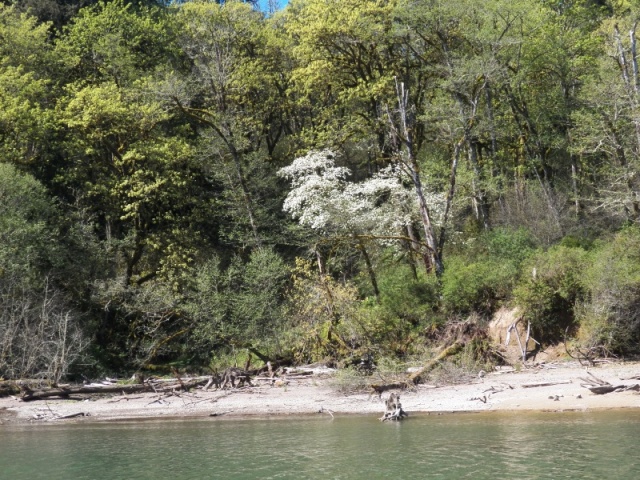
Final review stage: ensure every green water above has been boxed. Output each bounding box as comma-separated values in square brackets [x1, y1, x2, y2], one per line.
[1, 411, 639, 479]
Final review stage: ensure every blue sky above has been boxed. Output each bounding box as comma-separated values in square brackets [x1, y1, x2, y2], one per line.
[257, 0, 289, 13]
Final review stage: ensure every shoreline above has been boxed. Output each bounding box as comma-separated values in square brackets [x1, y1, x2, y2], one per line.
[2, 361, 639, 426]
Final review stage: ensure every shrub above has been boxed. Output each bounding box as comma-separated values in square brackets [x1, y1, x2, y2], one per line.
[186, 248, 290, 364]
[0, 163, 88, 380]
[514, 245, 588, 342]
[371, 263, 440, 324]
[441, 228, 536, 315]
[279, 259, 361, 364]
[441, 257, 509, 314]
[576, 227, 640, 355]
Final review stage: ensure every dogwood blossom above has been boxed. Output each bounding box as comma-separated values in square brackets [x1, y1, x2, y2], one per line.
[278, 150, 444, 239]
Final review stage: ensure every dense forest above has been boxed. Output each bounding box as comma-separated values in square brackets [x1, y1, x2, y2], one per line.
[2, 0, 640, 382]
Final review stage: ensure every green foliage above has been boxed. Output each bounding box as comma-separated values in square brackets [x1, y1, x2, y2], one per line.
[0, 4, 55, 73]
[441, 256, 511, 315]
[483, 228, 537, 266]
[359, 262, 441, 341]
[575, 227, 640, 354]
[442, 229, 536, 315]
[0, 163, 60, 283]
[514, 245, 588, 341]
[0, 5, 58, 167]
[57, 0, 175, 85]
[186, 248, 290, 364]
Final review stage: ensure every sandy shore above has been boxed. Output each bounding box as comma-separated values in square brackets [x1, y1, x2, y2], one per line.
[1, 361, 639, 425]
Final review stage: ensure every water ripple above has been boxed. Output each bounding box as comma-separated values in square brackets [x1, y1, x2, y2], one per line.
[2, 411, 640, 479]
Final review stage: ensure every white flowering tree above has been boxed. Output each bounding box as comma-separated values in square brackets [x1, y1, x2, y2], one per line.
[279, 150, 444, 295]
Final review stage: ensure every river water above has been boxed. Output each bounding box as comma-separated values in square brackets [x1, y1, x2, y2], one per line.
[2, 411, 639, 479]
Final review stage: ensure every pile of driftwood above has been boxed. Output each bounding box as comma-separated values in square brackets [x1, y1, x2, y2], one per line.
[17, 376, 211, 402]
[2, 361, 323, 403]
[579, 371, 640, 395]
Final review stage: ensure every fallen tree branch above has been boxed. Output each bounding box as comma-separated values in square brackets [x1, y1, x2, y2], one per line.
[522, 381, 572, 389]
[408, 341, 465, 385]
[56, 412, 90, 420]
[578, 372, 640, 394]
[370, 341, 466, 393]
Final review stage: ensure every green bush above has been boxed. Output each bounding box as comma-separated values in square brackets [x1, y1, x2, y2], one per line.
[484, 227, 537, 266]
[185, 248, 290, 365]
[576, 227, 640, 354]
[441, 228, 535, 315]
[514, 245, 588, 342]
[374, 263, 440, 324]
[351, 263, 442, 357]
[441, 257, 511, 314]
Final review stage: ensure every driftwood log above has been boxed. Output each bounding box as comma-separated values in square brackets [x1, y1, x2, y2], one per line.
[579, 371, 640, 395]
[20, 378, 209, 401]
[408, 341, 465, 384]
[369, 341, 465, 395]
[522, 381, 572, 389]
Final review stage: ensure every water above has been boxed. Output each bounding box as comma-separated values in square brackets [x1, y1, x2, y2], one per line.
[1, 411, 640, 479]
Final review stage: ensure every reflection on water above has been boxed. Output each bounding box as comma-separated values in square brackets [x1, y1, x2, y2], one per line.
[2, 411, 640, 479]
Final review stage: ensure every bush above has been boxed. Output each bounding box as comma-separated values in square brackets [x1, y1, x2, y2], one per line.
[441, 257, 511, 314]
[576, 227, 640, 354]
[279, 259, 361, 364]
[371, 262, 440, 324]
[441, 228, 535, 315]
[514, 245, 588, 342]
[185, 248, 290, 364]
[0, 163, 88, 380]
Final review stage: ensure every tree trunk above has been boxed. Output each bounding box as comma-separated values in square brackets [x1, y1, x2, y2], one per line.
[467, 136, 491, 230]
[408, 341, 464, 384]
[357, 240, 380, 302]
[438, 139, 463, 254]
[229, 147, 261, 247]
[393, 80, 443, 276]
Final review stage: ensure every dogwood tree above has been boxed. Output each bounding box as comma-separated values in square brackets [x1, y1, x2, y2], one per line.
[278, 150, 445, 273]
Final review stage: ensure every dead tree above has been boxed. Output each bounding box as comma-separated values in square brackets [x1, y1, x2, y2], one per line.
[379, 392, 408, 422]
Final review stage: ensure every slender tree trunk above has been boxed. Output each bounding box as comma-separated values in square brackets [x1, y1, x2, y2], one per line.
[485, 82, 498, 160]
[466, 136, 491, 230]
[571, 156, 580, 216]
[315, 247, 326, 276]
[438, 139, 463, 254]
[229, 148, 261, 247]
[630, 23, 639, 93]
[357, 240, 380, 302]
[394, 79, 443, 276]
[406, 223, 430, 275]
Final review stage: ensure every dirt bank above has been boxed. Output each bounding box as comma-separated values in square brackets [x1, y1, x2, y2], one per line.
[1, 361, 639, 426]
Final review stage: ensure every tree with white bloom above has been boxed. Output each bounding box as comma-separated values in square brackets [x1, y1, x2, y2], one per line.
[278, 150, 445, 284]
